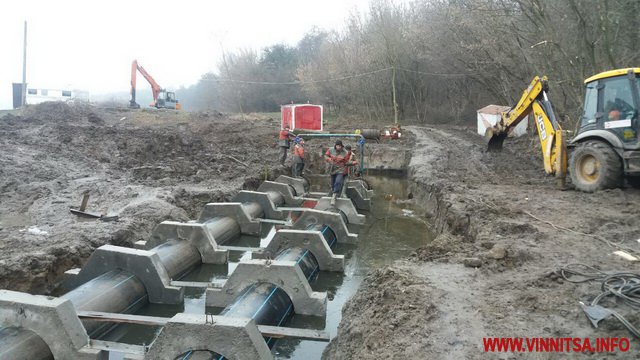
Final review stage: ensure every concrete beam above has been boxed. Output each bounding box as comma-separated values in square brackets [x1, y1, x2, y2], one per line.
[252, 229, 344, 272]
[146, 313, 272, 360]
[206, 259, 327, 317]
[65, 245, 184, 304]
[0, 290, 104, 359]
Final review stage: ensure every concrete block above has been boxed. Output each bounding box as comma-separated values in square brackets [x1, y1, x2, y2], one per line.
[315, 197, 366, 225]
[198, 203, 260, 235]
[345, 180, 371, 211]
[146, 313, 272, 360]
[0, 290, 104, 359]
[258, 181, 303, 206]
[206, 260, 327, 317]
[253, 229, 344, 272]
[274, 175, 308, 196]
[146, 221, 229, 264]
[65, 245, 184, 304]
[292, 209, 357, 244]
[234, 190, 285, 220]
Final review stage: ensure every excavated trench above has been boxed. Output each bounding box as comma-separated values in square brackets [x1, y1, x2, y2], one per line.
[89, 173, 432, 359]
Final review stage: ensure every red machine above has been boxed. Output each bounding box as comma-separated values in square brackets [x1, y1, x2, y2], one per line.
[129, 60, 181, 110]
[281, 104, 323, 131]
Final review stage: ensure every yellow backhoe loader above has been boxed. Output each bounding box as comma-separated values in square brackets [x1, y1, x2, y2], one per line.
[486, 68, 640, 192]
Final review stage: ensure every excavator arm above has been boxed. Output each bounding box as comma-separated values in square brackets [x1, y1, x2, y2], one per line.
[130, 60, 163, 108]
[485, 76, 567, 185]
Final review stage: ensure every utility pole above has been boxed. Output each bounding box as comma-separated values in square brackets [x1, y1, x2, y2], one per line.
[391, 66, 398, 125]
[21, 21, 27, 107]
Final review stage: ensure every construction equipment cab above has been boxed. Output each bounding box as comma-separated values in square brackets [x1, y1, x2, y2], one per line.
[486, 68, 640, 192]
[129, 60, 181, 110]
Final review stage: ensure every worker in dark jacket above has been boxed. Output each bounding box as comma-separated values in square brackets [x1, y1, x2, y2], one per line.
[324, 139, 351, 205]
[292, 137, 305, 177]
[277, 125, 295, 165]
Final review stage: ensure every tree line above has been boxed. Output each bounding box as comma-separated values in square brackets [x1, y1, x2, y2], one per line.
[178, 0, 639, 128]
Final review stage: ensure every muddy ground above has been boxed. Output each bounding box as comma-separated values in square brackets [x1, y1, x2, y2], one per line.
[3, 102, 639, 359]
[325, 126, 640, 358]
[0, 102, 294, 294]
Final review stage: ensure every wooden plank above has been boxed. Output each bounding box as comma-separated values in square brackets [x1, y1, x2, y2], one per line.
[77, 311, 169, 326]
[257, 325, 330, 342]
[89, 339, 146, 356]
[170, 280, 225, 288]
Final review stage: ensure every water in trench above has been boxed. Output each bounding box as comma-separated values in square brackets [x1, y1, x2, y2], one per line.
[102, 174, 432, 359]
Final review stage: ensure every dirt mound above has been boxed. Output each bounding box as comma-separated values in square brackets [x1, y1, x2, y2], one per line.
[323, 267, 438, 359]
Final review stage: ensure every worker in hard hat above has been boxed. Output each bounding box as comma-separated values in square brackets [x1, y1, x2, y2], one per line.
[325, 139, 351, 205]
[277, 125, 295, 166]
[292, 137, 305, 178]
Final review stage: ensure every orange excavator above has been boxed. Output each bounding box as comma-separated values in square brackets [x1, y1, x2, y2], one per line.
[129, 60, 181, 110]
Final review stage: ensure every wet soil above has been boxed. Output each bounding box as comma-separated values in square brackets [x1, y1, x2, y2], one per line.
[325, 125, 640, 359]
[0, 102, 287, 294]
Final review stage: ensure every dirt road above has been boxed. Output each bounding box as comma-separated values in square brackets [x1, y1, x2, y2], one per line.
[325, 125, 640, 359]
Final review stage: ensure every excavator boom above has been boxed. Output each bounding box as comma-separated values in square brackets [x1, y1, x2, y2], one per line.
[129, 60, 180, 110]
[485, 76, 567, 185]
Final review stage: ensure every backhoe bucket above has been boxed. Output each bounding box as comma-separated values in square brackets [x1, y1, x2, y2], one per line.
[485, 127, 508, 152]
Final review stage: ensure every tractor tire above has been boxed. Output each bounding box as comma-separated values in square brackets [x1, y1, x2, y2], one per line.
[569, 140, 622, 192]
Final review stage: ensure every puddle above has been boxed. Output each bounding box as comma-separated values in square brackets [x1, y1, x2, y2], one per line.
[100, 174, 433, 360]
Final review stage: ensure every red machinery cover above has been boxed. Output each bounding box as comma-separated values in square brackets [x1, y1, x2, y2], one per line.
[281, 104, 323, 131]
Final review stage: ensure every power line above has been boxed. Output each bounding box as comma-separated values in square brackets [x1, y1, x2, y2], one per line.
[197, 66, 471, 86]
[201, 67, 393, 85]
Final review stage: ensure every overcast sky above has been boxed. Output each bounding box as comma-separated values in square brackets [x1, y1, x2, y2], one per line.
[0, 0, 375, 109]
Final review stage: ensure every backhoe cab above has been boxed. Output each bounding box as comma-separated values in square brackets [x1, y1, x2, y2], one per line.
[486, 68, 640, 192]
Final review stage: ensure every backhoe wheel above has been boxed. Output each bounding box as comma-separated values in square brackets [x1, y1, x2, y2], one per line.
[569, 141, 622, 192]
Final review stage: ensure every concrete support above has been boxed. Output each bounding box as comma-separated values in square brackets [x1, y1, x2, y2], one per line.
[252, 229, 344, 271]
[198, 203, 262, 235]
[345, 180, 372, 211]
[291, 209, 357, 244]
[258, 181, 303, 206]
[206, 259, 327, 317]
[0, 290, 104, 360]
[140, 221, 229, 264]
[65, 245, 184, 304]
[146, 313, 272, 360]
[234, 190, 285, 220]
[315, 197, 366, 225]
[274, 175, 308, 196]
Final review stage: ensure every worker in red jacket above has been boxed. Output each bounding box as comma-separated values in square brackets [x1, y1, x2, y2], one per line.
[277, 125, 295, 165]
[292, 137, 305, 177]
[325, 139, 351, 205]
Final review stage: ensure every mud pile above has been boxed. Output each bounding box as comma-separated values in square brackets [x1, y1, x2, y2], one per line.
[0, 102, 285, 293]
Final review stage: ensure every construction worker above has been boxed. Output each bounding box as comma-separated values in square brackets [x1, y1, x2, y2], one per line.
[325, 139, 351, 205]
[341, 144, 358, 197]
[344, 144, 359, 176]
[277, 125, 295, 166]
[292, 137, 305, 177]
